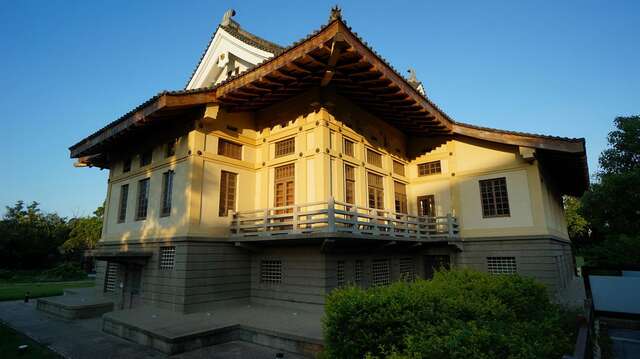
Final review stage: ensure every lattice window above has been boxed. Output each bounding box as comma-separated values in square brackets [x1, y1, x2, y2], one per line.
[218, 139, 242, 160]
[394, 181, 408, 213]
[399, 257, 416, 281]
[140, 150, 152, 167]
[367, 172, 384, 209]
[343, 138, 355, 157]
[344, 164, 356, 204]
[275, 137, 295, 158]
[487, 257, 517, 274]
[104, 262, 118, 293]
[354, 260, 363, 285]
[260, 260, 282, 284]
[366, 149, 382, 167]
[336, 261, 345, 287]
[160, 170, 174, 217]
[136, 178, 150, 220]
[418, 161, 441, 176]
[479, 177, 510, 217]
[117, 184, 129, 223]
[393, 160, 405, 176]
[274, 164, 295, 208]
[219, 171, 237, 216]
[159, 246, 176, 270]
[372, 259, 391, 286]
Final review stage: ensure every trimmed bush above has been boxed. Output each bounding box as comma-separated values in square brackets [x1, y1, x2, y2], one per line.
[323, 269, 575, 359]
[38, 263, 87, 282]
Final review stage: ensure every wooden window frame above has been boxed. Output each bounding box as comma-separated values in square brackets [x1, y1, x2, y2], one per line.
[393, 160, 405, 176]
[218, 138, 242, 160]
[343, 138, 355, 157]
[160, 170, 174, 217]
[366, 148, 383, 168]
[344, 164, 356, 205]
[479, 177, 510, 218]
[117, 184, 129, 223]
[367, 172, 384, 210]
[274, 137, 295, 158]
[417, 194, 436, 217]
[135, 178, 150, 221]
[218, 171, 238, 217]
[274, 164, 295, 209]
[418, 160, 442, 176]
[394, 181, 408, 214]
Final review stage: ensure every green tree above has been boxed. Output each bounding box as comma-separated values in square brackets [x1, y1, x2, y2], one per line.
[563, 196, 590, 244]
[0, 201, 70, 269]
[580, 115, 640, 266]
[62, 205, 103, 254]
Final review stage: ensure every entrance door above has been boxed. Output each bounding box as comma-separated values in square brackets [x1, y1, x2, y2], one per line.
[417, 195, 436, 217]
[123, 265, 142, 309]
[424, 255, 450, 279]
[274, 164, 295, 229]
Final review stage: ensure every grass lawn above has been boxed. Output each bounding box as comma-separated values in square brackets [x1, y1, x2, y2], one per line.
[0, 323, 61, 358]
[0, 280, 95, 301]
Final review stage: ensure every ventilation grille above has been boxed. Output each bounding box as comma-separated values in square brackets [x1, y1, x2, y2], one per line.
[104, 262, 118, 293]
[487, 257, 517, 274]
[261, 260, 282, 284]
[159, 246, 176, 270]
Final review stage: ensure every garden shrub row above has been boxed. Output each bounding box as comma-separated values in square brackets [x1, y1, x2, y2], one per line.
[323, 269, 575, 359]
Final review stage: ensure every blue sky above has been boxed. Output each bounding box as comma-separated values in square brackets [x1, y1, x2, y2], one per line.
[0, 0, 638, 217]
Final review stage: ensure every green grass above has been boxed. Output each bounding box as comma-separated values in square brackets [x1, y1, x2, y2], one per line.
[0, 280, 95, 301]
[0, 323, 61, 359]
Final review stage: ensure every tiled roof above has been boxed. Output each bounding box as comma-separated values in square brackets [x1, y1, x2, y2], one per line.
[454, 121, 585, 143]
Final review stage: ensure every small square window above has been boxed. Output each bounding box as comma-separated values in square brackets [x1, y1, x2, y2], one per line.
[393, 160, 405, 176]
[260, 260, 282, 284]
[366, 149, 382, 167]
[218, 139, 242, 160]
[159, 246, 176, 270]
[343, 138, 355, 157]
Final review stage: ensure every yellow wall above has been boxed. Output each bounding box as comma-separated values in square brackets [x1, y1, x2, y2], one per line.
[99, 89, 569, 243]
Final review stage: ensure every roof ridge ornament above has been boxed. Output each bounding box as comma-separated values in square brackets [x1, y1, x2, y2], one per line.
[221, 9, 236, 27]
[329, 5, 342, 21]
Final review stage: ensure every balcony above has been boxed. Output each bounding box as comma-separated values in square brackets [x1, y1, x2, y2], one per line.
[231, 198, 459, 241]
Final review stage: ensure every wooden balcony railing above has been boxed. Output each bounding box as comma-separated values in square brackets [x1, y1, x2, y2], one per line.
[231, 197, 459, 240]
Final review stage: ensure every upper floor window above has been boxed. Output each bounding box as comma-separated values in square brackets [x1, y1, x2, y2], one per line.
[218, 139, 242, 160]
[165, 139, 177, 158]
[344, 165, 356, 204]
[274, 137, 295, 158]
[122, 158, 131, 173]
[219, 171, 237, 216]
[160, 170, 174, 217]
[479, 177, 510, 217]
[393, 160, 405, 176]
[394, 181, 407, 214]
[135, 178, 150, 221]
[117, 184, 129, 223]
[418, 160, 441, 176]
[343, 138, 355, 157]
[140, 151, 152, 167]
[367, 172, 384, 210]
[366, 149, 382, 167]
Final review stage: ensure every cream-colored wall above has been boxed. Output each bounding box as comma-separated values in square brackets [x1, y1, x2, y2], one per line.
[100, 89, 570, 243]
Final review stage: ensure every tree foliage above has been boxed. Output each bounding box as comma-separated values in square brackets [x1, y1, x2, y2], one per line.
[0, 201, 69, 269]
[579, 115, 640, 265]
[563, 196, 589, 243]
[62, 205, 104, 254]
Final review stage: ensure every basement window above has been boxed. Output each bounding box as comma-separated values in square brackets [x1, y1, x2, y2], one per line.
[354, 260, 363, 285]
[372, 259, 391, 286]
[104, 262, 119, 293]
[260, 260, 282, 284]
[159, 246, 176, 270]
[399, 257, 416, 281]
[487, 257, 517, 275]
[336, 261, 345, 287]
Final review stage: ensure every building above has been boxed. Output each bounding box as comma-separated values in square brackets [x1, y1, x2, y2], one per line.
[70, 8, 587, 317]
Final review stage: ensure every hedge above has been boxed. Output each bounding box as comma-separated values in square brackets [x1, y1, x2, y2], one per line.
[323, 269, 575, 359]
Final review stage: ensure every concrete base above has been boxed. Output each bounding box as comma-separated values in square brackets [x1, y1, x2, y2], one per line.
[102, 303, 323, 357]
[36, 289, 114, 320]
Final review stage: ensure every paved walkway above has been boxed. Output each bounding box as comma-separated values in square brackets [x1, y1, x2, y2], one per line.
[0, 300, 305, 359]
